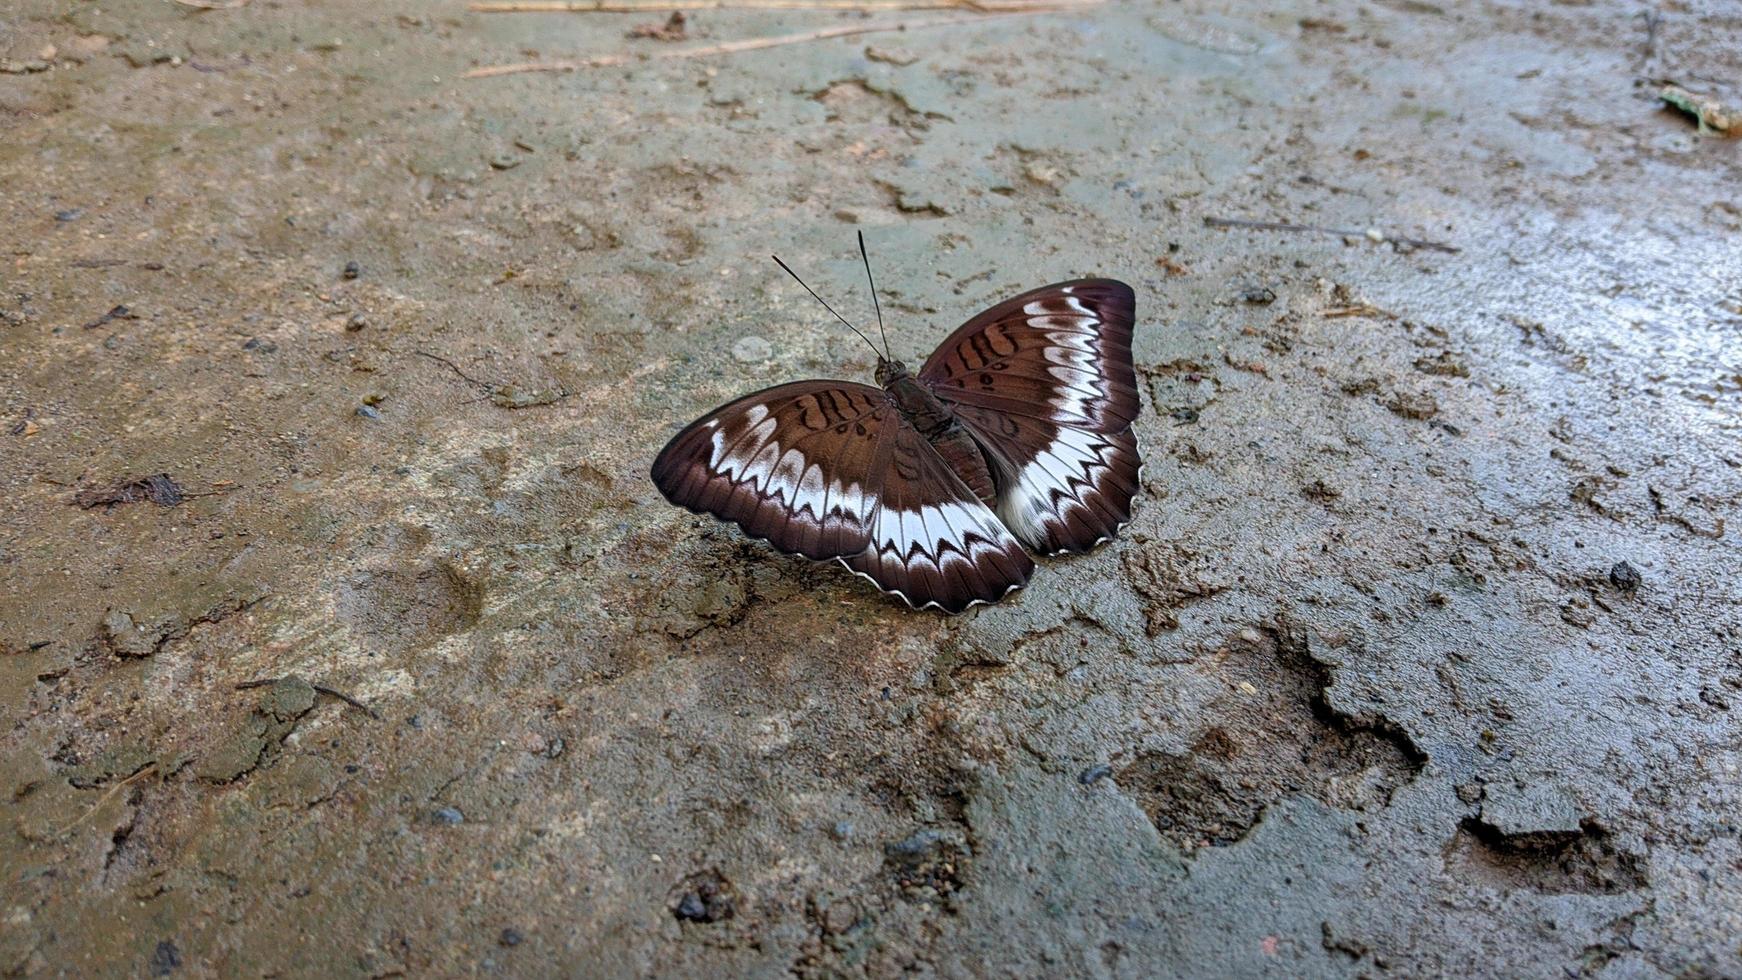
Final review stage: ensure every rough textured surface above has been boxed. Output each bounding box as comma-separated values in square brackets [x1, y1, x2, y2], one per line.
[2, 0, 1739, 976]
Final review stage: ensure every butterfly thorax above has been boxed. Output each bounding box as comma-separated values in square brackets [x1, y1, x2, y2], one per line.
[877, 358, 999, 506]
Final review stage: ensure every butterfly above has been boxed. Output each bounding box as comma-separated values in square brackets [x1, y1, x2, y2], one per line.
[651, 236, 1141, 613]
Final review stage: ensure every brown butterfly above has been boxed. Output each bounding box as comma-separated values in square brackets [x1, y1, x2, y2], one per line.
[651, 235, 1141, 613]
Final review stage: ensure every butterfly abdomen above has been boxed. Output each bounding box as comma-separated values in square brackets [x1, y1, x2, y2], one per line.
[881, 368, 997, 507]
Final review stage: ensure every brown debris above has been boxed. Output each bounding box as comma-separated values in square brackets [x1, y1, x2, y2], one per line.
[1121, 545, 1224, 636]
[74, 473, 185, 509]
[630, 10, 689, 39]
[82, 304, 139, 329]
[1659, 84, 1736, 135]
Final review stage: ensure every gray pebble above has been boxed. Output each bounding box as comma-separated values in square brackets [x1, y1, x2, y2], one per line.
[1609, 560, 1641, 592]
[732, 336, 773, 364]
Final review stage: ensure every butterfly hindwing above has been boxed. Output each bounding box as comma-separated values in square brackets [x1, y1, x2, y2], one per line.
[650, 380, 894, 560]
[840, 421, 1034, 613]
[920, 279, 1143, 555]
[946, 403, 1141, 556]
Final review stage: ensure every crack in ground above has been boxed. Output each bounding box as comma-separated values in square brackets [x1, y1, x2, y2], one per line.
[1118, 618, 1427, 853]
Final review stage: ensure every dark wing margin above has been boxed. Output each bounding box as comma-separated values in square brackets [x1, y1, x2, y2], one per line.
[920, 279, 1143, 554]
[840, 420, 1034, 613]
[650, 380, 894, 561]
[919, 278, 1139, 433]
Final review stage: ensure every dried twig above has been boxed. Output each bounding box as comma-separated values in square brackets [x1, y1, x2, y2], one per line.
[415, 350, 494, 393]
[59, 763, 157, 835]
[1203, 216, 1459, 254]
[235, 677, 381, 719]
[1320, 304, 1396, 320]
[465, 8, 1067, 76]
[472, 0, 1082, 11]
[414, 350, 573, 408]
[82, 304, 139, 329]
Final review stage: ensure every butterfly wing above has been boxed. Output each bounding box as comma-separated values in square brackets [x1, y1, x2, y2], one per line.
[919, 279, 1143, 555]
[651, 380, 1033, 612]
[651, 380, 894, 560]
[840, 421, 1034, 613]
[937, 404, 1140, 556]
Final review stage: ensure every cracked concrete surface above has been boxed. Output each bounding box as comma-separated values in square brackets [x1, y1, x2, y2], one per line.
[2, 0, 1739, 976]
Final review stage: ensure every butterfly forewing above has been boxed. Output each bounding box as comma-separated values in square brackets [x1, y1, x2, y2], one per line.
[920, 279, 1144, 555]
[651, 381, 893, 560]
[920, 279, 1139, 433]
[840, 423, 1034, 613]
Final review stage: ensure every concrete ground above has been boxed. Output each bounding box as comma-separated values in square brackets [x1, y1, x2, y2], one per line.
[2, 0, 1739, 976]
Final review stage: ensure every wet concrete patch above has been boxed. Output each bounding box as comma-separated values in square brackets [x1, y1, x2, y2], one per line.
[334, 559, 485, 654]
[2, 0, 1739, 974]
[1118, 622, 1424, 851]
[1445, 816, 1647, 896]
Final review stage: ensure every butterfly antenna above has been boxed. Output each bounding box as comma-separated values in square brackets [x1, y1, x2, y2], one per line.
[857, 230, 891, 359]
[771, 254, 883, 360]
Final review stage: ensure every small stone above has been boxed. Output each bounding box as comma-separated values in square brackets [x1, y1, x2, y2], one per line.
[830, 820, 854, 841]
[822, 900, 858, 934]
[54, 209, 83, 222]
[675, 893, 707, 921]
[865, 45, 918, 66]
[1608, 561, 1641, 592]
[731, 335, 773, 363]
[498, 928, 523, 947]
[149, 939, 181, 977]
[432, 806, 464, 825]
[346, 313, 368, 331]
[342, 260, 361, 279]
[1078, 764, 1113, 786]
[884, 829, 944, 864]
[1241, 285, 1277, 305]
[356, 404, 381, 420]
